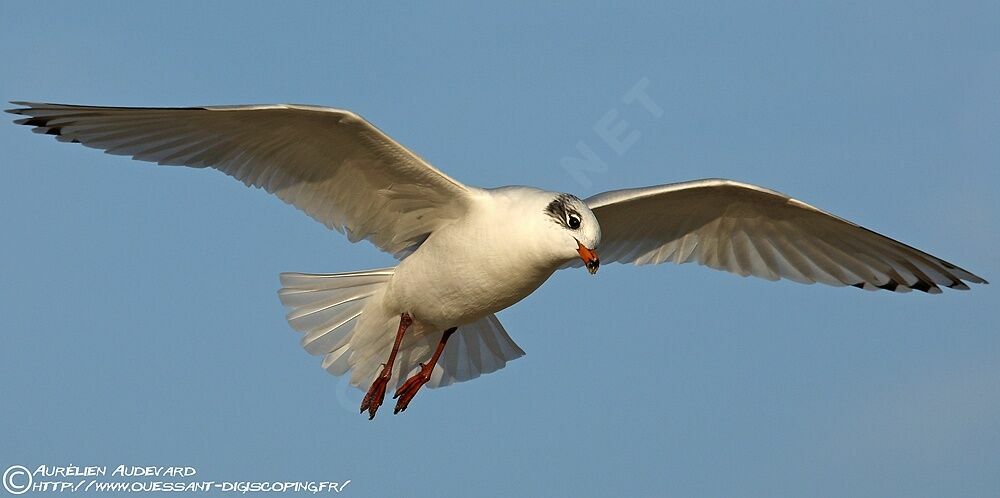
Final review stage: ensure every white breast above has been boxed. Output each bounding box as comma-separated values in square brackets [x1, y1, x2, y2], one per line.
[383, 189, 563, 329]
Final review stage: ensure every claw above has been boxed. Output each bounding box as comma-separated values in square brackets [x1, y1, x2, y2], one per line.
[361, 367, 391, 420]
[393, 370, 431, 414]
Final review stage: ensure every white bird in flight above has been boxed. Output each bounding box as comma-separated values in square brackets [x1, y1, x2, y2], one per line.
[8, 102, 987, 418]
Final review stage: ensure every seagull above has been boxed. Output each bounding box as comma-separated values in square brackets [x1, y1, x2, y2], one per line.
[8, 102, 987, 418]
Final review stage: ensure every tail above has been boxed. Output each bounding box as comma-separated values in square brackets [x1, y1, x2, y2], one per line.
[278, 267, 525, 391]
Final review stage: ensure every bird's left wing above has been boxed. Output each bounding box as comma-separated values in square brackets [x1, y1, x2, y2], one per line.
[7, 102, 473, 258]
[584, 179, 986, 293]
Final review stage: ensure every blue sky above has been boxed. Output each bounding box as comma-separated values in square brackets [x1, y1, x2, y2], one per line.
[1, 2, 997, 497]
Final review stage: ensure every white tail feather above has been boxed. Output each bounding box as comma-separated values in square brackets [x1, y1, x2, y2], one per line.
[278, 268, 525, 392]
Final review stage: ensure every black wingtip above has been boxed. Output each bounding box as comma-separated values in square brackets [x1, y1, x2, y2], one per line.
[876, 279, 900, 292]
[17, 117, 47, 127]
[947, 280, 971, 290]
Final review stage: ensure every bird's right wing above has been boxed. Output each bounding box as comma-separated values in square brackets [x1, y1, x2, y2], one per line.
[8, 102, 474, 258]
[585, 179, 986, 293]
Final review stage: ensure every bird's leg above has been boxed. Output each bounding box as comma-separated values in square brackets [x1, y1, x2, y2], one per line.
[393, 327, 456, 414]
[360, 312, 413, 420]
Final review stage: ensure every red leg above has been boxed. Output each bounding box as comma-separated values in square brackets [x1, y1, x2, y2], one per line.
[360, 313, 413, 420]
[393, 327, 456, 414]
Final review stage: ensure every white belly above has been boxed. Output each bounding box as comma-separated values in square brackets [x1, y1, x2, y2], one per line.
[382, 220, 558, 330]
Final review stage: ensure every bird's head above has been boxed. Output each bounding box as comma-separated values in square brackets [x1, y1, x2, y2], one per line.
[542, 193, 602, 274]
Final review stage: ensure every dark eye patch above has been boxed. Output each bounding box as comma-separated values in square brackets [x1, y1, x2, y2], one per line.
[545, 193, 583, 230]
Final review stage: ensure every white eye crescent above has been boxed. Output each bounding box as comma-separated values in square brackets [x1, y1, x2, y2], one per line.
[567, 214, 581, 229]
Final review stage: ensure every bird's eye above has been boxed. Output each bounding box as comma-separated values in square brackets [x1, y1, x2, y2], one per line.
[567, 214, 581, 229]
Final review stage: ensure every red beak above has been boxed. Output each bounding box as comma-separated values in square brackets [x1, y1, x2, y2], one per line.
[577, 241, 600, 275]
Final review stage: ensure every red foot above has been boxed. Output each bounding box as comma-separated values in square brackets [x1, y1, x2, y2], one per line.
[393, 363, 434, 414]
[360, 366, 391, 420]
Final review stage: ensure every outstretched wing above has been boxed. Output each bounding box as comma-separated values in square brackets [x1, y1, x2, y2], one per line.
[585, 179, 986, 293]
[8, 102, 473, 258]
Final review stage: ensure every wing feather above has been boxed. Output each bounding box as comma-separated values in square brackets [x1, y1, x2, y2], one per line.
[585, 179, 986, 293]
[8, 102, 472, 258]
